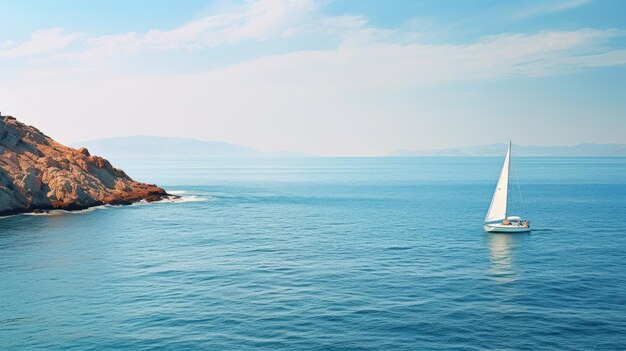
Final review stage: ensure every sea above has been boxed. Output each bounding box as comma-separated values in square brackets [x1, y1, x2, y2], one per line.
[1, 157, 626, 350]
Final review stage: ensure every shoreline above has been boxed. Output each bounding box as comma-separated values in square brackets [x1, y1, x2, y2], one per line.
[0, 193, 178, 218]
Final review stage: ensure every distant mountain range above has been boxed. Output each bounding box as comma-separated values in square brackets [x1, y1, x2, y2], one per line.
[392, 143, 626, 157]
[71, 136, 312, 158]
[72, 137, 626, 158]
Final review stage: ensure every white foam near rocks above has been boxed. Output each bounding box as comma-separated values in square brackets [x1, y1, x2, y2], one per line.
[134, 190, 212, 205]
[20, 205, 111, 216]
[158, 193, 212, 203]
[167, 190, 188, 195]
[1, 190, 211, 219]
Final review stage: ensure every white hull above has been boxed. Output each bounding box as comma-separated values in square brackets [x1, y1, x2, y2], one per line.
[484, 223, 531, 233]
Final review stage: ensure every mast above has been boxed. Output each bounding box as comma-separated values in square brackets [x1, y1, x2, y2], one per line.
[484, 141, 511, 223]
[504, 140, 511, 220]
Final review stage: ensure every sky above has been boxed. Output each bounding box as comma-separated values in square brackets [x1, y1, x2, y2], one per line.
[0, 0, 625, 156]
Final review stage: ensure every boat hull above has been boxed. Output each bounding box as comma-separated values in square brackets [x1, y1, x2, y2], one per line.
[484, 223, 531, 233]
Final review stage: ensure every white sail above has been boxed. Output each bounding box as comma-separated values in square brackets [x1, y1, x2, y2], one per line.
[484, 141, 511, 223]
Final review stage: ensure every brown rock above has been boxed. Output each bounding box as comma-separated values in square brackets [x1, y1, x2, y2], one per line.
[0, 115, 171, 216]
[77, 147, 91, 157]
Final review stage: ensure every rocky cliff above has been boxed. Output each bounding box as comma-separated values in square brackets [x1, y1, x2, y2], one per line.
[0, 115, 169, 216]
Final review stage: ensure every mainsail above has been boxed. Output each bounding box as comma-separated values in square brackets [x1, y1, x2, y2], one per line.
[484, 141, 511, 223]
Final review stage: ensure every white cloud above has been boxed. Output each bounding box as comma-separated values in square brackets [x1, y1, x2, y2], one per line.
[514, 0, 591, 19]
[16, 0, 618, 76]
[90, 0, 315, 51]
[32, 0, 320, 67]
[225, 0, 315, 41]
[13, 27, 626, 91]
[198, 28, 623, 90]
[0, 28, 81, 59]
[0, 40, 15, 49]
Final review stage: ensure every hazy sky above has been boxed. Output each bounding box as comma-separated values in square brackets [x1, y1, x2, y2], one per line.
[1, 0, 625, 156]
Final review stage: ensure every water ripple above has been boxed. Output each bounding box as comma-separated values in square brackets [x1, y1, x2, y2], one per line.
[2, 158, 626, 350]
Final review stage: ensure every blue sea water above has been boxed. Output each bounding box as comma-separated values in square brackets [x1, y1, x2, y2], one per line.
[1, 157, 626, 350]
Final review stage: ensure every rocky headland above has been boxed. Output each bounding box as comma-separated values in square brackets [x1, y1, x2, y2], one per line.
[0, 115, 170, 216]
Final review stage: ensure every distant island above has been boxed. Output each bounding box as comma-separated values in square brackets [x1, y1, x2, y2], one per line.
[72, 136, 313, 159]
[392, 143, 626, 157]
[0, 115, 170, 216]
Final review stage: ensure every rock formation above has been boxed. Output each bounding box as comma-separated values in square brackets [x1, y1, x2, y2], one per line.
[0, 115, 170, 216]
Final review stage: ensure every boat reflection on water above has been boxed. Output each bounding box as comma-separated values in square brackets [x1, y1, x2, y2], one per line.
[485, 233, 529, 284]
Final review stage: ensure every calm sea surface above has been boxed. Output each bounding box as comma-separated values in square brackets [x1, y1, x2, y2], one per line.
[1, 157, 626, 350]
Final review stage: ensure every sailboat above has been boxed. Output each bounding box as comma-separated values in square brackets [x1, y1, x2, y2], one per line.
[483, 141, 531, 233]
